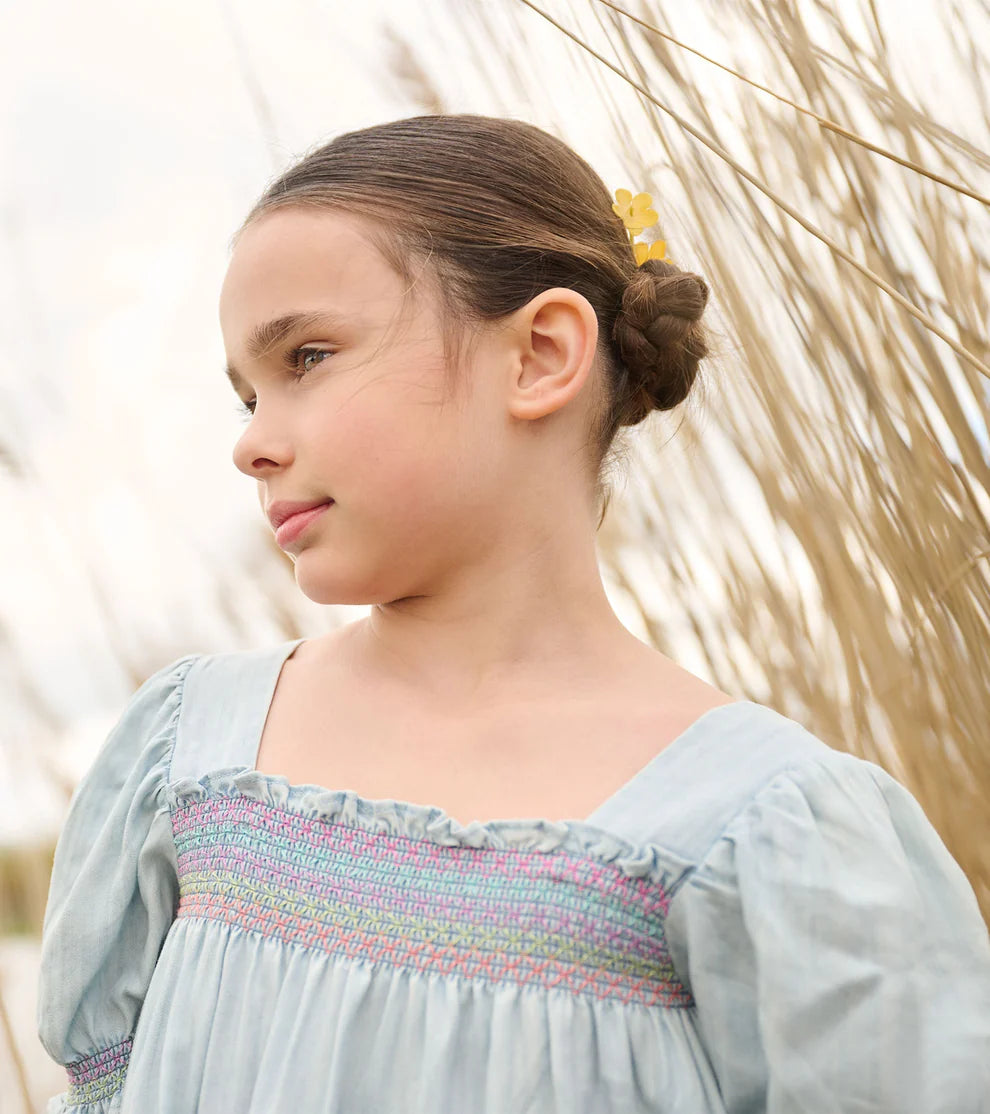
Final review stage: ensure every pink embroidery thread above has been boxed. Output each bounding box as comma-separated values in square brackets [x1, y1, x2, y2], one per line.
[171, 794, 694, 1009]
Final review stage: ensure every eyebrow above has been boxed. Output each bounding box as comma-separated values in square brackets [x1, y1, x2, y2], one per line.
[224, 311, 351, 389]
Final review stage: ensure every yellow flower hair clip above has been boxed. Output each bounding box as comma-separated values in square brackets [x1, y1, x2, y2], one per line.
[612, 188, 674, 266]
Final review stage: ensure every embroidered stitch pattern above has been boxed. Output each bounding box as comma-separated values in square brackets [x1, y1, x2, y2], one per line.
[171, 795, 694, 1008]
[65, 1036, 133, 1106]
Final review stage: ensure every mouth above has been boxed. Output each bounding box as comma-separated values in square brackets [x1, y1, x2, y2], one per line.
[274, 501, 334, 549]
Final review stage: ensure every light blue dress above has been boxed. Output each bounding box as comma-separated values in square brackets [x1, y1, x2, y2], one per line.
[37, 639, 990, 1113]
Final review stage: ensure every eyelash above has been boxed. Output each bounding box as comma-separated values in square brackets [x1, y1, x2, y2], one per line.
[235, 346, 333, 420]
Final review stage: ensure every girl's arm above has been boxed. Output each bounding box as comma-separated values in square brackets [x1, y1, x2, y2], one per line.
[36, 653, 198, 1113]
[665, 749, 990, 1113]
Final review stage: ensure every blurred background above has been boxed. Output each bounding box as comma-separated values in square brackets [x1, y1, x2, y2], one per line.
[2, 0, 988, 1108]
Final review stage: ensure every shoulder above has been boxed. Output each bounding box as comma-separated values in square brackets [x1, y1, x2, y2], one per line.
[720, 731, 931, 858]
[610, 696, 954, 890]
[678, 725, 986, 959]
[66, 652, 202, 810]
[604, 698, 836, 860]
[691, 706, 933, 874]
[665, 710, 989, 965]
[168, 638, 305, 781]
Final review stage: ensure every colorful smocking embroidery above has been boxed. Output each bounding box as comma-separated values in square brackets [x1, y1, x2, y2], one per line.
[170, 794, 694, 1008]
[65, 1036, 132, 1106]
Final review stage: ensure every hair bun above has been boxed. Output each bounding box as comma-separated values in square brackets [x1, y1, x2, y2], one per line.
[610, 258, 710, 421]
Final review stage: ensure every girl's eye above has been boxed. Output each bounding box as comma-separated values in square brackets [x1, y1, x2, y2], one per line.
[234, 346, 334, 421]
[283, 345, 333, 375]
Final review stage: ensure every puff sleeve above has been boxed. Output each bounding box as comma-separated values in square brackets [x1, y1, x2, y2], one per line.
[37, 653, 199, 1113]
[665, 750, 990, 1113]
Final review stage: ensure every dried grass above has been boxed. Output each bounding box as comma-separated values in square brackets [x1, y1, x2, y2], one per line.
[450, 0, 990, 923]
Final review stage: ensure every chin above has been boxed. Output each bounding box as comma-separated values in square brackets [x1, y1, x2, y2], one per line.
[291, 564, 380, 608]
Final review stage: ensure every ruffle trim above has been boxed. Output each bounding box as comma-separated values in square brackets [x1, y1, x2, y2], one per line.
[162, 767, 682, 890]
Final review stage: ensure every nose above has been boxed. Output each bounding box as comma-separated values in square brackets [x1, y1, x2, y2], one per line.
[232, 412, 290, 478]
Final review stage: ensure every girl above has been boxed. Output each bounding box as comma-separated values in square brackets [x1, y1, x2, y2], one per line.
[37, 113, 990, 1113]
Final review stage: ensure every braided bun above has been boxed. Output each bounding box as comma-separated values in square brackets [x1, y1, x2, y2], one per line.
[610, 258, 710, 424]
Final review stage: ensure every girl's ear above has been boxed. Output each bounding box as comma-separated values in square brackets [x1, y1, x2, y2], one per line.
[505, 288, 598, 422]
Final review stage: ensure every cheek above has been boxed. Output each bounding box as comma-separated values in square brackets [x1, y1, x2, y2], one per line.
[313, 378, 500, 521]
[316, 402, 456, 498]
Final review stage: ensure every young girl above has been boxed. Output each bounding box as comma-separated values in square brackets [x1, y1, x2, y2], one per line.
[37, 114, 989, 1113]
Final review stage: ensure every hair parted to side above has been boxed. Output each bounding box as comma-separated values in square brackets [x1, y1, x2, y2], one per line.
[236, 113, 711, 529]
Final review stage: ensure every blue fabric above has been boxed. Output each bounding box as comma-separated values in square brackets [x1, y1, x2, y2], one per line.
[37, 639, 990, 1112]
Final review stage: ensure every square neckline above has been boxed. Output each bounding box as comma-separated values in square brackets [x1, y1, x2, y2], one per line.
[246, 636, 753, 831]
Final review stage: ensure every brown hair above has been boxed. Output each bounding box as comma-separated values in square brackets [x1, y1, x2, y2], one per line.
[236, 113, 711, 528]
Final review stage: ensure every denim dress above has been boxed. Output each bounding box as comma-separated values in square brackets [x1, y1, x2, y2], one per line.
[37, 639, 990, 1112]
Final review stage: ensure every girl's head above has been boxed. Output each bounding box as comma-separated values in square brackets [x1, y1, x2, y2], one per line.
[220, 114, 710, 610]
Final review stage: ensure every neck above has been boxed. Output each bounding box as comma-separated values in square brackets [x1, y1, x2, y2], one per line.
[346, 538, 646, 713]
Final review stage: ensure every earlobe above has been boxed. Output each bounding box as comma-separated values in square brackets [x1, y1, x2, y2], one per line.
[507, 288, 598, 421]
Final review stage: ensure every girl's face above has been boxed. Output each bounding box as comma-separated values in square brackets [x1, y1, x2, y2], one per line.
[219, 206, 552, 607]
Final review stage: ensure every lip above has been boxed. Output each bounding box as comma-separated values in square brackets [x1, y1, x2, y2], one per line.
[267, 499, 333, 531]
[274, 502, 333, 548]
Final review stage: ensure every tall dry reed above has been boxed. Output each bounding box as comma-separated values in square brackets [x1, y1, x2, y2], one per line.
[444, 0, 990, 922]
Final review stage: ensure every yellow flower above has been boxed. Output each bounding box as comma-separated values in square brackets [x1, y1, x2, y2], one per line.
[612, 188, 658, 236]
[633, 239, 674, 266]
